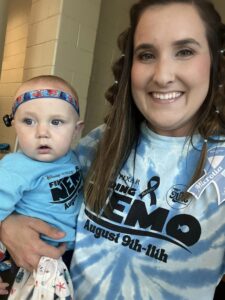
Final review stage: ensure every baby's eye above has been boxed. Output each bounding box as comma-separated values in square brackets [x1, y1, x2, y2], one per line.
[176, 49, 194, 57]
[23, 118, 35, 125]
[51, 119, 64, 126]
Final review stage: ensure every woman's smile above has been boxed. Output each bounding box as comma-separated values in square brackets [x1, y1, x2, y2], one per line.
[149, 91, 183, 102]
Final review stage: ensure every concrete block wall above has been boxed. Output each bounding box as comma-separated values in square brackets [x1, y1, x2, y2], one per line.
[0, 0, 31, 153]
[54, 0, 101, 122]
[23, 0, 62, 79]
[0, 0, 8, 74]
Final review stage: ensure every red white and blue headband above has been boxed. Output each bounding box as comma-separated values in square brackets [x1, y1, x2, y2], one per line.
[13, 89, 79, 116]
[3, 89, 80, 127]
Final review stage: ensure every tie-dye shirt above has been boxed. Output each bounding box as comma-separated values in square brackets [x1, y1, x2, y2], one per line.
[70, 122, 225, 300]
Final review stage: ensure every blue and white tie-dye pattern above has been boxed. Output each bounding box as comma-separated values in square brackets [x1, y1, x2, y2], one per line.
[71, 122, 225, 300]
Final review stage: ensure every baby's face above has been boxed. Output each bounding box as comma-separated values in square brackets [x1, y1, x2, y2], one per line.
[14, 98, 79, 162]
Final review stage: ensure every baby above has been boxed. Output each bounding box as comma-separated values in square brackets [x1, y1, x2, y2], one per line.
[0, 75, 84, 299]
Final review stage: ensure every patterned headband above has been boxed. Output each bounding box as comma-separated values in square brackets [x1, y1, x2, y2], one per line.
[12, 89, 80, 116]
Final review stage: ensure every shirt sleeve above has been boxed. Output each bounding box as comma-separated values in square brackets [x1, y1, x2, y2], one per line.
[0, 167, 26, 221]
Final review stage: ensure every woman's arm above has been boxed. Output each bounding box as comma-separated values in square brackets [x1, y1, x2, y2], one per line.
[0, 214, 66, 271]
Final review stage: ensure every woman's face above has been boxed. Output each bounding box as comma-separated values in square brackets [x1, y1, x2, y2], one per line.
[131, 3, 211, 136]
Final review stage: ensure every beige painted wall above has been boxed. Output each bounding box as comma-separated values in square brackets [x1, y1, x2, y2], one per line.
[212, 0, 225, 21]
[84, 0, 137, 135]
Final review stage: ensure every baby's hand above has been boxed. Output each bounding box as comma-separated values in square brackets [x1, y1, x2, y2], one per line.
[0, 277, 9, 295]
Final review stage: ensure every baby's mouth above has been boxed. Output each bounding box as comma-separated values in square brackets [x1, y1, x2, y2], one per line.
[39, 145, 50, 149]
[39, 146, 50, 149]
[37, 145, 51, 153]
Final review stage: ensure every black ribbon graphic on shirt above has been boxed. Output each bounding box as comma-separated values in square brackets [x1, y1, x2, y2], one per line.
[139, 176, 160, 206]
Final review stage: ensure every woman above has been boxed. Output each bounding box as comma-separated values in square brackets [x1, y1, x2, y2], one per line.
[1, 0, 225, 299]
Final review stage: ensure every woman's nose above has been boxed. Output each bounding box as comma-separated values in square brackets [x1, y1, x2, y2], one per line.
[152, 58, 175, 87]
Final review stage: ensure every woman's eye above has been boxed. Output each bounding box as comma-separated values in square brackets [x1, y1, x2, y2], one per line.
[176, 49, 194, 57]
[23, 118, 34, 125]
[51, 119, 63, 126]
[138, 52, 155, 61]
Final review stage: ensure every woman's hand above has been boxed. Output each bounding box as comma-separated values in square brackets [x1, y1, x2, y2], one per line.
[0, 214, 67, 271]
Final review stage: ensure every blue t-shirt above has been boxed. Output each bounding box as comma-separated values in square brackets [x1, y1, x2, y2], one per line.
[0, 150, 83, 247]
[71, 123, 225, 300]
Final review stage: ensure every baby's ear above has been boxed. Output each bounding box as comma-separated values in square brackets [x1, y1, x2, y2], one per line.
[74, 120, 84, 136]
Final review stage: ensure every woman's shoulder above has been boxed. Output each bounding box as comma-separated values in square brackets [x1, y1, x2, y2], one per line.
[79, 124, 105, 147]
[76, 124, 105, 154]
[74, 124, 105, 174]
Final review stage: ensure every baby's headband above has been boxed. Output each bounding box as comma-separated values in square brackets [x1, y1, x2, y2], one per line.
[3, 89, 80, 127]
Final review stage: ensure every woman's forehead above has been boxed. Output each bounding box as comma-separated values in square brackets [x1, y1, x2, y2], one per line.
[134, 3, 207, 45]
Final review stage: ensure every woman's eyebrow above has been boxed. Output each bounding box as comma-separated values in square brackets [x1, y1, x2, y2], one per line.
[173, 38, 201, 48]
[133, 43, 155, 53]
[134, 38, 201, 53]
